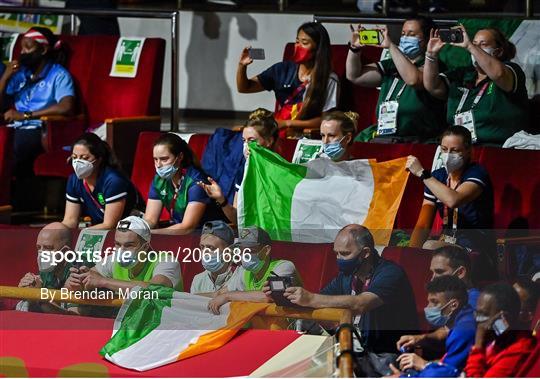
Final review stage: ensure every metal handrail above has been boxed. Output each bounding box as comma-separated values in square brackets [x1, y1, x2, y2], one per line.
[0, 6, 180, 132]
[313, 15, 457, 25]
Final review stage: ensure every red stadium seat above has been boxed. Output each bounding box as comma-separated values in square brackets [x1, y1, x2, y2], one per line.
[28, 35, 166, 178]
[0, 126, 14, 206]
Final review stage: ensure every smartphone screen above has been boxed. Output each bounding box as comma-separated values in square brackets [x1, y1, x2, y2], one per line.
[248, 48, 265, 60]
[439, 29, 464, 43]
[493, 317, 509, 336]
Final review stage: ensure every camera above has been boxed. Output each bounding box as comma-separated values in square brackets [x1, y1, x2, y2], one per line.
[268, 273, 296, 307]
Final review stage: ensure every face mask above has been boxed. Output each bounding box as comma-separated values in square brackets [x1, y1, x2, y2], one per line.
[243, 142, 250, 159]
[72, 159, 95, 179]
[399, 36, 422, 59]
[424, 301, 452, 327]
[292, 44, 313, 64]
[37, 250, 55, 273]
[441, 152, 464, 174]
[19, 50, 43, 69]
[471, 46, 496, 67]
[323, 136, 346, 161]
[241, 252, 265, 273]
[117, 248, 139, 269]
[475, 314, 489, 323]
[156, 161, 179, 181]
[337, 255, 361, 276]
[202, 250, 226, 273]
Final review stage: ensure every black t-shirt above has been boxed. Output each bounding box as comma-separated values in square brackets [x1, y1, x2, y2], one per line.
[321, 258, 419, 353]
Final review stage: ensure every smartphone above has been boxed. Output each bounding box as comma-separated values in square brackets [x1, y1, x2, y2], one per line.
[248, 48, 265, 60]
[358, 29, 381, 45]
[492, 316, 509, 336]
[439, 29, 464, 43]
[268, 274, 295, 307]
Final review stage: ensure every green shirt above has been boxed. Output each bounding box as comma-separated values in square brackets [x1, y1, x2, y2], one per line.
[441, 62, 528, 144]
[374, 56, 447, 140]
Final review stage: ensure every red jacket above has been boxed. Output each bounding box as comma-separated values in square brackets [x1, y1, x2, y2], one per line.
[464, 331, 536, 377]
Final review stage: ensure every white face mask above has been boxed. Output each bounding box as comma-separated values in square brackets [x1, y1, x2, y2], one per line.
[471, 46, 496, 67]
[441, 152, 464, 174]
[72, 159, 95, 179]
[37, 250, 56, 273]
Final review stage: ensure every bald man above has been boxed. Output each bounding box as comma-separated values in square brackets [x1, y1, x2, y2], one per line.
[17, 222, 76, 314]
[277, 224, 418, 358]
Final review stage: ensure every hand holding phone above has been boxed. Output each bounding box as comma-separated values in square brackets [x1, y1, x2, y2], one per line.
[358, 29, 381, 45]
[248, 48, 265, 60]
[268, 272, 296, 307]
[438, 28, 464, 43]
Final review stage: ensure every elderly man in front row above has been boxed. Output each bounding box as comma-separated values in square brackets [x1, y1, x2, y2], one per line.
[65, 216, 182, 296]
[276, 224, 418, 356]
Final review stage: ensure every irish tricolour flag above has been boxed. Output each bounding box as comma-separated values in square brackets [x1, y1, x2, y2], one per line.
[101, 285, 268, 371]
[237, 143, 409, 245]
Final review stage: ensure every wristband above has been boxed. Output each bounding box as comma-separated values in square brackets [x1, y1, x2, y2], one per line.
[425, 52, 437, 62]
[420, 170, 432, 180]
[348, 41, 362, 53]
[216, 198, 228, 208]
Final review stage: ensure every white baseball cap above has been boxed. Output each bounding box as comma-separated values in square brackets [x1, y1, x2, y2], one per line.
[116, 216, 151, 242]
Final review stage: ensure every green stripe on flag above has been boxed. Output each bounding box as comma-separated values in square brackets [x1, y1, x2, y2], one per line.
[99, 285, 174, 357]
[240, 143, 307, 241]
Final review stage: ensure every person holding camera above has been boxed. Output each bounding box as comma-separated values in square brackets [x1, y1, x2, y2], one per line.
[346, 17, 447, 143]
[275, 224, 418, 356]
[389, 275, 476, 377]
[207, 226, 301, 315]
[190, 221, 236, 295]
[464, 282, 536, 377]
[423, 25, 528, 145]
[236, 22, 338, 138]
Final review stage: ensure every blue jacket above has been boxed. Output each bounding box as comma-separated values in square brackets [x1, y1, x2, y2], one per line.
[201, 128, 245, 204]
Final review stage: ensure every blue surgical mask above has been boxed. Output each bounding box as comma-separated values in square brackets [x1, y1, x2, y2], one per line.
[202, 251, 226, 273]
[323, 136, 346, 161]
[241, 252, 264, 272]
[337, 256, 361, 276]
[117, 248, 138, 269]
[424, 301, 452, 327]
[399, 36, 422, 59]
[156, 160, 179, 180]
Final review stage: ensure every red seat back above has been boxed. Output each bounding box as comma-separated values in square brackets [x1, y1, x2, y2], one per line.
[0, 127, 14, 205]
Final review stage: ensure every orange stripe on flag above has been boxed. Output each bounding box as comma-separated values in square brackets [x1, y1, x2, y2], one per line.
[364, 157, 410, 246]
[178, 302, 270, 361]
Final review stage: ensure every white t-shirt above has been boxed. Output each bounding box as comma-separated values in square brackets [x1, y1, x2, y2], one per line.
[190, 266, 235, 294]
[95, 256, 181, 288]
[227, 259, 296, 292]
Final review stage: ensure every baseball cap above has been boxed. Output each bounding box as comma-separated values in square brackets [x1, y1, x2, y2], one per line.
[233, 226, 272, 248]
[117, 216, 151, 242]
[201, 220, 234, 246]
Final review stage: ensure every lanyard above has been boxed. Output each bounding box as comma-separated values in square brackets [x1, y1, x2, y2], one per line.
[384, 77, 407, 102]
[83, 180, 105, 214]
[455, 81, 489, 115]
[168, 175, 184, 218]
[443, 178, 460, 233]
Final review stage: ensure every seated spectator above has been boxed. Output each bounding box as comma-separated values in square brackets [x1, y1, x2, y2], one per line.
[390, 275, 476, 377]
[513, 278, 539, 329]
[279, 224, 418, 354]
[431, 245, 479, 308]
[198, 109, 279, 224]
[408, 125, 497, 280]
[346, 17, 447, 143]
[144, 133, 212, 235]
[0, 27, 75, 210]
[190, 220, 236, 295]
[16, 222, 76, 314]
[65, 216, 182, 296]
[62, 133, 140, 230]
[424, 26, 528, 145]
[464, 282, 536, 377]
[236, 22, 338, 138]
[207, 226, 300, 315]
[319, 110, 358, 162]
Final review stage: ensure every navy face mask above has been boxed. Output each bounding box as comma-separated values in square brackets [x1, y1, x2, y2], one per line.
[337, 255, 362, 275]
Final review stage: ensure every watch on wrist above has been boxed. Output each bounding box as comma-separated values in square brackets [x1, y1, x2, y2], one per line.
[23, 111, 33, 120]
[348, 41, 362, 53]
[420, 170, 432, 180]
[216, 197, 228, 208]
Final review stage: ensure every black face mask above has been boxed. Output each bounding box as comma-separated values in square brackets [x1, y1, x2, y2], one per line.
[19, 50, 43, 70]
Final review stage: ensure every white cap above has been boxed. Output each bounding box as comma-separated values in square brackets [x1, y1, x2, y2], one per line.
[116, 216, 151, 242]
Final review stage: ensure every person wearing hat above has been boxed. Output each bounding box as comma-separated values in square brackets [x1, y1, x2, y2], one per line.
[65, 216, 182, 297]
[0, 27, 75, 211]
[190, 220, 236, 294]
[207, 225, 301, 315]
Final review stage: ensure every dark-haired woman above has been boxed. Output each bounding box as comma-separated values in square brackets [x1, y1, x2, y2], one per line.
[424, 25, 528, 145]
[0, 27, 75, 176]
[236, 22, 338, 138]
[144, 133, 211, 235]
[62, 133, 139, 230]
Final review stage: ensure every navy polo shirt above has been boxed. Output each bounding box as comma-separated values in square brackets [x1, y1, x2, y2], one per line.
[321, 258, 419, 353]
[66, 166, 137, 225]
[424, 163, 494, 251]
[6, 62, 75, 129]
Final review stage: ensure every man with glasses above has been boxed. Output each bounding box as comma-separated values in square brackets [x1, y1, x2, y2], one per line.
[191, 220, 236, 295]
[207, 225, 301, 315]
